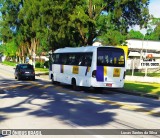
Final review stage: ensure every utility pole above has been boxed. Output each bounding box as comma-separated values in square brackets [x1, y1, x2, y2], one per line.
[132, 58, 135, 76]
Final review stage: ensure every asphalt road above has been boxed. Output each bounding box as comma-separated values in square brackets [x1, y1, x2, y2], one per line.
[0, 64, 160, 138]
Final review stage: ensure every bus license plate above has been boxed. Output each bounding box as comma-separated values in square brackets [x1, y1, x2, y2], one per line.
[106, 83, 112, 87]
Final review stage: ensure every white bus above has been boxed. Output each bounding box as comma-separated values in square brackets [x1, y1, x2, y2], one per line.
[49, 46, 126, 90]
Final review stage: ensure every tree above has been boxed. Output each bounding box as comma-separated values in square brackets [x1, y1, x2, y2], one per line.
[0, 0, 26, 61]
[127, 29, 144, 40]
[68, 0, 150, 45]
[18, 0, 41, 58]
[152, 22, 160, 40]
[0, 39, 18, 61]
[0, 0, 150, 60]
[23, 0, 150, 47]
[144, 18, 160, 40]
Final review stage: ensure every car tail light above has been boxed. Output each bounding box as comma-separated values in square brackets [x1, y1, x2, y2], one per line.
[92, 70, 96, 78]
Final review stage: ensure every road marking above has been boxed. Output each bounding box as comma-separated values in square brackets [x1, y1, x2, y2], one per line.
[1, 78, 159, 117]
[87, 96, 160, 117]
[39, 84, 53, 89]
[6, 84, 23, 90]
[52, 87, 160, 117]
[22, 83, 43, 89]
[0, 84, 23, 90]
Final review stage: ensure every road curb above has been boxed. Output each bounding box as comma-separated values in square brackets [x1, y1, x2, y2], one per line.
[112, 88, 160, 100]
[36, 74, 160, 100]
[35, 72, 48, 76]
[35, 74, 50, 81]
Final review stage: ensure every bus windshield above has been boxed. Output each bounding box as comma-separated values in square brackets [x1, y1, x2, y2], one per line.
[97, 47, 125, 67]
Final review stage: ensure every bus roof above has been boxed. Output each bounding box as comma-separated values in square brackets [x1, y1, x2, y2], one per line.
[54, 46, 120, 53]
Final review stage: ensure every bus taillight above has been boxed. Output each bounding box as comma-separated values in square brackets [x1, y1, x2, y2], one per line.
[92, 70, 96, 78]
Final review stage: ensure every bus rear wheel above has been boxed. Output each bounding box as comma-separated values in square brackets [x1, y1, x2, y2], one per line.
[51, 75, 55, 84]
[72, 79, 78, 91]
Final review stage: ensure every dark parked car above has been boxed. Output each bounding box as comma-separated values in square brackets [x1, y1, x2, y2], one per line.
[14, 64, 35, 80]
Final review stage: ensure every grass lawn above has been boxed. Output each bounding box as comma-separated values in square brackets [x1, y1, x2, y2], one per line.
[35, 68, 49, 75]
[1, 61, 160, 96]
[2, 61, 17, 66]
[35, 68, 48, 72]
[124, 81, 160, 96]
[1, 61, 49, 75]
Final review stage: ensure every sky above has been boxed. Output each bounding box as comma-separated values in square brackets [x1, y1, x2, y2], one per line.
[132, 0, 160, 34]
[149, 0, 160, 18]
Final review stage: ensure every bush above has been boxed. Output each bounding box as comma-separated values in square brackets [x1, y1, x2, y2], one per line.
[35, 62, 40, 68]
[44, 61, 49, 68]
[35, 61, 47, 68]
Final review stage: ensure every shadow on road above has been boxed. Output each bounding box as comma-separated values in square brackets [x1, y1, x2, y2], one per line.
[0, 79, 116, 127]
[0, 79, 160, 128]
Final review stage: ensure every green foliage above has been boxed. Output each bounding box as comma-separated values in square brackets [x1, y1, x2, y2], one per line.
[124, 81, 160, 96]
[44, 61, 49, 68]
[0, 40, 18, 56]
[98, 30, 126, 45]
[143, 18, 160, 41]
[0, 0, 150, 56]
[35, 61, 44, 68]
[2, 61, 17, 66]
[0, 44, 4, 53]
[35, 67, 49, 73]
[128, 29, 144, 40]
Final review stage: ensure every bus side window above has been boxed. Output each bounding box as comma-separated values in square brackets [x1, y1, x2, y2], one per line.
[66, 54, 70, 65]
[73, 53, 80, 65]
[78, 55, 84, 66]
[67, 54, 76, 65]
[49, 54, 54, 64]
[61, 54, 68, 64]
[54, 54, 60, 64]
[68, 57, 73, 65]
[98, 56, 103, 65]
[84, 53, 92, 66]
[78, 53, 92, 66]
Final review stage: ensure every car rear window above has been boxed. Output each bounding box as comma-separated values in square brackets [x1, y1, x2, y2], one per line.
[20, 65, 33, 69]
